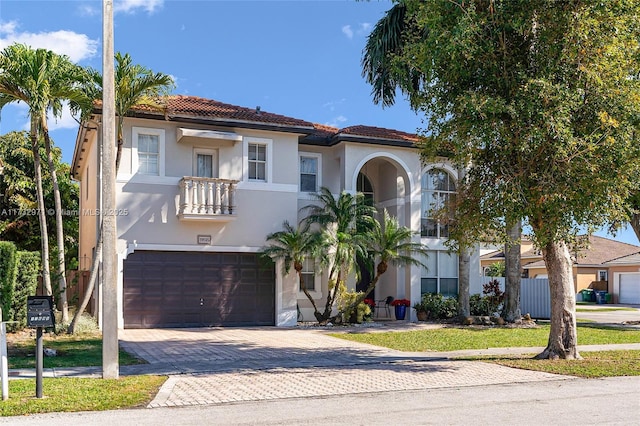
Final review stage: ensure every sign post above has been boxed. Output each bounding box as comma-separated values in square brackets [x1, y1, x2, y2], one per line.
[27, 296, 55, 398]
[0, 307, 8, 400]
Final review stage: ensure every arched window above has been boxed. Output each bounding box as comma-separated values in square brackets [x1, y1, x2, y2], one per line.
[421, 169, 456, 238]
[357, 172, 374, 206]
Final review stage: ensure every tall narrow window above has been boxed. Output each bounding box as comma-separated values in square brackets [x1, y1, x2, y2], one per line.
[137, 133, 159, 175]
[357, 172, 374, 206]
[248, 143, 266, 181]
[196, 154, 213, 178]
[300, 258, 315, 291]
[421, 169, 456, 237]
[300, 156, 318, 192]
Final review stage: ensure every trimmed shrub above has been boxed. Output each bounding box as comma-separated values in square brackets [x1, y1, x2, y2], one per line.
[419, 293, 458, 319]
[8, 251, 40, 331]
[0, 241, 17, 321]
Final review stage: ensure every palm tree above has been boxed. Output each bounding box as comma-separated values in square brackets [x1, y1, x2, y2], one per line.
[0, 44, 84, 303]
[344, 209, 428, 313]
[300, 187, 377, 323]
[68, 53, 174, 332]
[363, 4, 523, 321]
[262, 221, 324, 319]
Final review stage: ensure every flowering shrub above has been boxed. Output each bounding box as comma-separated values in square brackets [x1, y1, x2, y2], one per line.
[390, 298, 410, 307]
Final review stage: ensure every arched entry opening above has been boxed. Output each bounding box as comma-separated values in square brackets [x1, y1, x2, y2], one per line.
[352, 156, 414, 307]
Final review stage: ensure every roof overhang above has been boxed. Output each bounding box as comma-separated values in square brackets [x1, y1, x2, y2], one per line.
[177, 127, 242, 146]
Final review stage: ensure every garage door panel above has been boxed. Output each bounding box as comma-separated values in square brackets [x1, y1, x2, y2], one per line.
[620, 274, 640, 304]
[124, 251, 275, 328]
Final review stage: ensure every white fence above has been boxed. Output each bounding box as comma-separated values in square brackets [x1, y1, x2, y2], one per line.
[481, 277, 551, 319]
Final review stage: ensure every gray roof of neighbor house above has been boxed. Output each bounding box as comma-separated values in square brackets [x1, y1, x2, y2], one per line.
[481, 235, 640, 268]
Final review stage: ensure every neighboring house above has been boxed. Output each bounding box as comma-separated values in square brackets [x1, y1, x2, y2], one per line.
[480, 235, 640, 304]
[71, 95, 486, 329]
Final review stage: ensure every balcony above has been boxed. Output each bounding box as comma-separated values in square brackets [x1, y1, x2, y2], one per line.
[178, 177, 239, 221]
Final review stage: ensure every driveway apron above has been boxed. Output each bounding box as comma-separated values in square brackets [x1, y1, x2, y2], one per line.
[119, 327, 572, 408]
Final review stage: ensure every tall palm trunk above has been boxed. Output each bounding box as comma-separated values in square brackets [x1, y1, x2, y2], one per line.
[68, 230, 101, 333]
[502, 220, 522, 322]
[42, 120, 68, 322]
[30, 120, 52, 296]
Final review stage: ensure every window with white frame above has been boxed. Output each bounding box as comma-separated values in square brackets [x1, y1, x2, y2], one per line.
[300, 154, 319, 192]
[132, 127, 164, 176]
[421, 169, 456, 237]
[193, 148, 218, 178]
[300, 257, 316, 291]
[598, 270, 608, 282]
[421, 250, 458, 297]
[248, 142, 267, 181]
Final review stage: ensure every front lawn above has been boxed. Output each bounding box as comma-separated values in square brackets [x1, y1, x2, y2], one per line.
[0, 376, 167, 417]
[330, 323, 640, 352]
[7, 331, 145, 369]
[478, 350, 640, 378]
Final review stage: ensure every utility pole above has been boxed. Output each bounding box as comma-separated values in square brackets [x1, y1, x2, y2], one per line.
[102, 0, 118, 379]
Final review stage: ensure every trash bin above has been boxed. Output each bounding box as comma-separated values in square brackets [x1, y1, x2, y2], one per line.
[581, 289, 595, 302]
[595, 290, 607, 305]
[605, 293, 612, 304]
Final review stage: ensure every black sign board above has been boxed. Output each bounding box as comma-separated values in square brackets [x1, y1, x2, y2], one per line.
[27, 296, 55, 328]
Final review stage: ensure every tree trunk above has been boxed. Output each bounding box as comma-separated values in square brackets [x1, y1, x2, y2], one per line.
[630, 212, 640, 243]
[30, 123, 52, 296]
[457, 247, 470, 317]
[502, 220, 522, 322]
[68, 235, 101, 334]
[535, 239, 581, 360]
[42, 125, 68, 323]
[456, 165, 470, 317]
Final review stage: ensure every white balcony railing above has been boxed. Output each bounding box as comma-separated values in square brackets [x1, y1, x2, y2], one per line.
[178, 177, 238, 221]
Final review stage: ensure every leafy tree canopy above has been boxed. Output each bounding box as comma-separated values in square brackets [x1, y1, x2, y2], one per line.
[364, 0, 640, 248]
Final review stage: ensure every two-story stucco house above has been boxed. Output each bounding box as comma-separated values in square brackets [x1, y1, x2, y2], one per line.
[71, 95, 485, 329]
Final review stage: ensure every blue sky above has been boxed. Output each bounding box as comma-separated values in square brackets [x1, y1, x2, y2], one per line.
[0, 0, 637, 245]
[0, 0, 422, 160]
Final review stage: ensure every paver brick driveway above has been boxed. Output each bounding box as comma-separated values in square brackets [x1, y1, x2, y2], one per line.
[119, 327, 571, 408]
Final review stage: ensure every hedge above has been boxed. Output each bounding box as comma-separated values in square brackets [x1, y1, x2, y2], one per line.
[9, 251, 40, 331]
[0, 241, 17, 322]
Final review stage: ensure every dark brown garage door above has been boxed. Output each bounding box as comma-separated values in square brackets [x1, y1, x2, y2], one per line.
[123, 251, 275, 328]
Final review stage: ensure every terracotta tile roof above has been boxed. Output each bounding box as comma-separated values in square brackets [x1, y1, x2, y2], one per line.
[128, 95, 315, 129]
[339, 125, 420, 144]
[311, 123, 339, 138]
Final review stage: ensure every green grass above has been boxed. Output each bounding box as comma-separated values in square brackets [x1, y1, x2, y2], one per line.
[330, 324, 640, 352]
[576, 307, 638, 312]
[7, 333, 145, 369]
[479, 350, 640, 378]
[0, 375, 167, 416]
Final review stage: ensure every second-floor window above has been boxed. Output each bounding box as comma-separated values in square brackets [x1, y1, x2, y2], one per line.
[132, 127, 164, 177]
[138, 134, 159, 175]
[248, 143, 266, 181]
[421, 169, 456, 238]
[300, 156, 318, 192]
[196, 154, 213, 178]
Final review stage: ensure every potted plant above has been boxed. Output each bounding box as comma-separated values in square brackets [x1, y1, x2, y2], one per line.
[413, 301, 428, 321]
[390, 298, 410, 320]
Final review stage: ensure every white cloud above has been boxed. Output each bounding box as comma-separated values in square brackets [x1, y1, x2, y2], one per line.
[322, 98, 346, 112]
[342, 25, 354, 39]
[48, 102, 80, 132]
[325, 115, 347, 128]
[342, 23, 372, 39]
[77, 4, 100, 17]
[0, 20, 98, 63]
[10, 101, 79, 133]
[114, 0, 164, 14]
